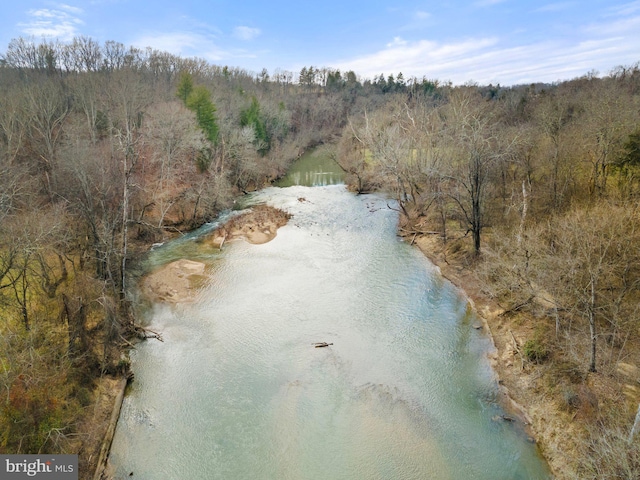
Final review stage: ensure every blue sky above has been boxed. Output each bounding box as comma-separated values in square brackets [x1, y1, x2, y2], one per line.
[1, 0, 639, 85]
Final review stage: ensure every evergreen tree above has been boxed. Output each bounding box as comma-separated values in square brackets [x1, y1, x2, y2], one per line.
[240, 96, 269, 153]
[186, 85, 219, 145]
[176, 71, 194, 104]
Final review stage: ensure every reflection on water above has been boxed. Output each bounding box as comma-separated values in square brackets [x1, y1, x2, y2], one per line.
[110, 151, 549, 479]
[275, 147, 345, 187]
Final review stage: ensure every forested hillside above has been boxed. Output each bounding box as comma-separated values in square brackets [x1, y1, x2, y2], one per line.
[1, 37, 639, 479]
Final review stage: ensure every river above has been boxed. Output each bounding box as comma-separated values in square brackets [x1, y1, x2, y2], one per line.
[109, 149, 550, 479]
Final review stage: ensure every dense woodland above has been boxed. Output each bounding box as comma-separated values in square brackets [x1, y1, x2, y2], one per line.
[1, 36, 639, 478]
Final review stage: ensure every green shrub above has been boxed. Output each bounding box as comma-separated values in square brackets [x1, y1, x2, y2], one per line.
[523, 338, 549, 363]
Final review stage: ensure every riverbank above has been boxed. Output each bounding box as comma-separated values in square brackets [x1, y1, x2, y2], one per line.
[412, 236, 539, 417]
[409, 232, 580, 478]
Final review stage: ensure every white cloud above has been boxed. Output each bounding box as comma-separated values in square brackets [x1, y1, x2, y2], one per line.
[386, 37, 407, 48]
[131, 29, 266, 66]
[131, 32, 227, 61]
[333, 37, 499, 82]
[332, 27, 640, 86]
[415, 11, 431, 20]
[19, 7, 84, 40]
[606, 1, 640, 17]
[115, 10, 266, 67]
[534, 2, 576, 13]
[58, 4, 84, 15]
[233, 26, 261, 41]
[474, 0, 508, 6]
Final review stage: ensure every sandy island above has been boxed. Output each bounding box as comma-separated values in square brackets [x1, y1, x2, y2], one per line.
[204, 204, 292, 248]
[141, 205, 291, 303]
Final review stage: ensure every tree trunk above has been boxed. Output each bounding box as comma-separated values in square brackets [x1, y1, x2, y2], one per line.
[121, 173, 129, 300]
[589, 279, 597, 373]
[472, 190, 481, 254]
[473, 224, 481, 254]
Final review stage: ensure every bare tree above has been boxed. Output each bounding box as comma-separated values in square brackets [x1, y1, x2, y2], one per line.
[66, 71, 106, 144]
[531, 204, 640, 373]
[532, 90, 575, 209]
[23, 77, 70, 196]
[0, 84, 28, 164]
[141, 100, 205, 230]
[441, 88, 516, 254]
[57, 137, 121, 284]
[104, 69, 150, 297]
[573, 79, 637, 197]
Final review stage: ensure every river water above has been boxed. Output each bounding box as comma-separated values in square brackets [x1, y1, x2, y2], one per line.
[110, 149, 550, 479]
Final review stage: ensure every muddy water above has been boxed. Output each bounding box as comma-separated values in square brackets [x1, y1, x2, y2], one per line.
[110, 152, 550, 479]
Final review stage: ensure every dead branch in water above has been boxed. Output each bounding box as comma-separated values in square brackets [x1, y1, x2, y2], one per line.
[134, 325, 164, 342]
